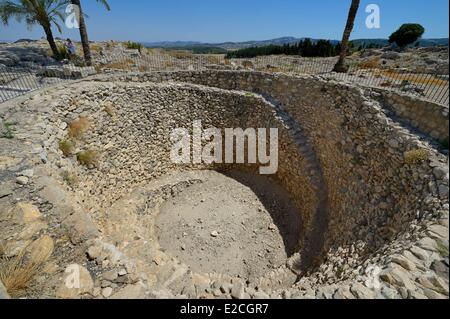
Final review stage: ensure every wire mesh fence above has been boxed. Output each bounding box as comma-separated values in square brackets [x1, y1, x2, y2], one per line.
[1, 48, 448, 106]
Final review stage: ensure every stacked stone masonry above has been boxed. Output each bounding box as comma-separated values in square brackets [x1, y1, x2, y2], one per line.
[0, 70, 448, 299]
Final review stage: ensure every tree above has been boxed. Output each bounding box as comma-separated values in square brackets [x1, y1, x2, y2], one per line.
[389, 24, 425, 49]
[71, 0, 110, 66]
[333, 0, 361, 73]
[0, 0, 67, 57]
[225, 40, 341, 59]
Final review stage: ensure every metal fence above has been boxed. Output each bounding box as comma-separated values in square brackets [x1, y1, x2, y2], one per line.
[1, 50, 449, 106]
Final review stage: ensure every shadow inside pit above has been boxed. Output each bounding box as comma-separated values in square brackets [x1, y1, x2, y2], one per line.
[220, 169, 303, 257]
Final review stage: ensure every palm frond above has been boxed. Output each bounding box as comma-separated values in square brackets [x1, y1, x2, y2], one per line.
[50, 15, 62, 33]
[0, 0, 67, 39]
[96, 0, 110, 11]
[0, 1, 29, 25]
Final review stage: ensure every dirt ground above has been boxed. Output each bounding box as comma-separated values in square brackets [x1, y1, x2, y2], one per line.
[155, 170, 302, 280]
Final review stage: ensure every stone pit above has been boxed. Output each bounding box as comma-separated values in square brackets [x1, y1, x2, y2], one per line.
[0, 70, 448, 299]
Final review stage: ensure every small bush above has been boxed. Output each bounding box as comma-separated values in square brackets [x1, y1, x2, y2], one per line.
[437, 240, 449, 258]
[59, 139, 75, 157]
[61, 170, 78, 187]
[103, 103, 116, 117]
[54, 44, 71, 61]
[71, 56, 86, 67]
[404, 149, 428, 164]
[90, 44, 102, 53]
[1, 122, 16, 139]
[125, 41, 143, 52]
[77, 150, 99, 167]
[68, 117, 91, 139]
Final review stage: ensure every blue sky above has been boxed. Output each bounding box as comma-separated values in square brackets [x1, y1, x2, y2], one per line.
[1, 0, 448, 42]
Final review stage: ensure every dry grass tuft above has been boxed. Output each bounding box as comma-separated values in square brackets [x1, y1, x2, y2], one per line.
[61, 170, 79, 187]
[104, 103, 116, 117]
[373, 69, 449, 86]
[164, 60, 175, 68]
[77, 150, 99, 167]
[103, 59, 134, 70]
[90, 44, 102, 54]
[94, 64, 103, 74]
[138, 65, 150, 72]
[59, 139, 75, 157]
[0, 244, 46, 298]
[68, 117, 91, 139]
[404, 149, 428, 165]
[205, 55, 223, 64]
[359, 57, 380, 69]
[166, 50, 193, 60]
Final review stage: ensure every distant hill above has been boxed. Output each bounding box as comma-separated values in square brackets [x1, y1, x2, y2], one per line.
[143, 37, 449, 50]
[144, 41, 203, 48]
[144, 37, 320, 50]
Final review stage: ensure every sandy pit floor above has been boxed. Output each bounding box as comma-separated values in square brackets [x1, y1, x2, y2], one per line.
[155, 170, 302, 280]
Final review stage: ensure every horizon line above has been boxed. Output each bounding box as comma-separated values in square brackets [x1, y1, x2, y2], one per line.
[1, 36, 449, 44]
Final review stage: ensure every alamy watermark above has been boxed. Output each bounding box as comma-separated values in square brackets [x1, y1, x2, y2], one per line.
[364, 265, 382, 290]
[64, 264, 81, 289]
[366, 4, 381, 29]
[65, 4, 81, 29]
[170, 120, 279, 175]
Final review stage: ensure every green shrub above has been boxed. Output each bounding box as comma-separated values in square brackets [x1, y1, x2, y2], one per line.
[125, 41, 143, 52]
[1, 122, 16, 139]
[77, 150, 99, 166]
[437, 240, 449, 258]
[61, 170, 78, 187]
[54, 44, 71, 61]
[59, 139, 75, 157]
[404, 149, 428, 164]
[71, 56, 86, 67]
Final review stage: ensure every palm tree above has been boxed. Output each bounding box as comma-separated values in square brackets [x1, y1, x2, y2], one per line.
[0, 0, 67, 57]
[71, 0, 110, 66]
[333, 0, 360, 73]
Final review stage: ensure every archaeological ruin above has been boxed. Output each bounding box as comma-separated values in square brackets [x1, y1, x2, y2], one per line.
[0, 70, 448, 299]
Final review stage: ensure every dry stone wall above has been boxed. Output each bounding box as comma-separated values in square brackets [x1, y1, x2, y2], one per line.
[92, 71, 448, 258]
[1, 70, 448, 299]
[376, 91, 449, 142]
